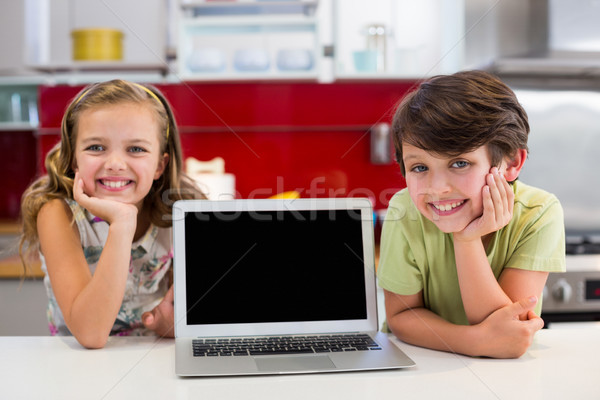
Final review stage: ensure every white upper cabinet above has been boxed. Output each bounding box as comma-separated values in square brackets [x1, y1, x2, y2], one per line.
[333, 0, 466, 79]
[24, 0, 168, 73]
[4, 0, 536, 81]
[176, 0, 508, 81]
[177, 0, 329, 81]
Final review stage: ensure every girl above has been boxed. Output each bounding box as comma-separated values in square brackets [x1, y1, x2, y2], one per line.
[19, 80, 204, 348]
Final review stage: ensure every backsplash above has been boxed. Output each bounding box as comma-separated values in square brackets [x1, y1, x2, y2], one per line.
[22, 81, 417, 221]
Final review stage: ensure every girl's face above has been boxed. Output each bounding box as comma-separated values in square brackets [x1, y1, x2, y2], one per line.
[402, 143, 505, 233]
[73, 103, 168, 210]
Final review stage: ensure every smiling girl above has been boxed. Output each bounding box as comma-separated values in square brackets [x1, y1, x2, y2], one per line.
[378, 71, 566, 358]
[19, 80, 204, 348]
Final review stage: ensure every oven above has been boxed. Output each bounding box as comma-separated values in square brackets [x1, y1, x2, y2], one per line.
[514, 86, 600, 325]
[543, 255, 600, 323]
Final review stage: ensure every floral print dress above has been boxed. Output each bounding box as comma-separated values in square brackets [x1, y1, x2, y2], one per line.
[41, 199, 173, 336]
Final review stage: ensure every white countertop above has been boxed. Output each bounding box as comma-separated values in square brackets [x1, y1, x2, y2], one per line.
[1, 328, 598, 400]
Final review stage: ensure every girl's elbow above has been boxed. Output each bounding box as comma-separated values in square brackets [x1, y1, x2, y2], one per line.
[71, 326, 110, 349]
[77, 333, 109, 349]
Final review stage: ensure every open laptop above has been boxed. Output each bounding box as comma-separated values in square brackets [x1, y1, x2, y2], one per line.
[173, 197, 415, 376]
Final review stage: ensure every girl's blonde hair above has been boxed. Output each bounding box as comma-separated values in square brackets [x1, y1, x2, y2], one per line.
[19, 79, 204, 271]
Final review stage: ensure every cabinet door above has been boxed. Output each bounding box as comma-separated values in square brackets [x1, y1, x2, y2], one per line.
[25, 0, 166, 68]
[177, 1, 325, 81]
[333, 0, 465, 79]
[178, 16, 320, 80]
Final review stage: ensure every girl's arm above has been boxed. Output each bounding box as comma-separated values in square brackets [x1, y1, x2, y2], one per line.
[142, 284, 175, 337]
[38, 178, 138, 349]
[384, 289, 544, 358]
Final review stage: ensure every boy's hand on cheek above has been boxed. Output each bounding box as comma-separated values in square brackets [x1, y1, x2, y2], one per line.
[455, 167, 514, 242]
[73, 172, 138, 230]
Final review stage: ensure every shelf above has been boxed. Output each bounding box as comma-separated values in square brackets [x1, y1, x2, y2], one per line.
[0, 222, 42, 279]
[181, 0, 318, 7]
[178, 12, 321, 81]
[0, 122, 38, 131]
[334, 72, 425, 81]
[180, 13, 317, 27]
[181, 0, 318, 13]
[179, 71, 318, 81]
[29, 62, 169, 74]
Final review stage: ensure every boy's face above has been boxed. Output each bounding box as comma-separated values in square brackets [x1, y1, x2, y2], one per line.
[402, 143, 504, 233]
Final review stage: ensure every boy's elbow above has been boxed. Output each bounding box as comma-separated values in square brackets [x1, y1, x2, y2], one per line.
[386, 309, 419, 343]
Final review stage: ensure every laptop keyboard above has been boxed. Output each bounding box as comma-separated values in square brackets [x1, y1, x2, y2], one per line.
[192, 333, 382, 357]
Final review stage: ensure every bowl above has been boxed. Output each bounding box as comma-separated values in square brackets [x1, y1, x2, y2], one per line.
[233, 49, 270, 72]
[277, 49, 313, 71]
[187, 48, 226, 72]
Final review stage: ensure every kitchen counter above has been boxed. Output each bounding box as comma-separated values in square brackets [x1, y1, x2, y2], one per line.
[0, 222, 42, 278]
[0, 328, 597, 400]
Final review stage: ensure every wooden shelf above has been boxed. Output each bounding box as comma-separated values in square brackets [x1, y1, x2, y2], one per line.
[0, 222, 43, 279]
[0, 255, 42, 279]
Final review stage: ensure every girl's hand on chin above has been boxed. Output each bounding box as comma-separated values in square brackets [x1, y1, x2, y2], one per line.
[73, 172, 138, 228]
[454, 167, 514, 243]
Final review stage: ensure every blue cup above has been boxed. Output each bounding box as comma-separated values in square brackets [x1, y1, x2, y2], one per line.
[353, 50, 378, 73]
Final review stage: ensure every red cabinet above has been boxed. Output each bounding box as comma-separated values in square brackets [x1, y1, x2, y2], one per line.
[0, 131, 37, 219]
[35, 81, 413, 213]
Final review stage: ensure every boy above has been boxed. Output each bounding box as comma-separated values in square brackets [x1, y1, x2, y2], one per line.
[378, 70, 565, 358]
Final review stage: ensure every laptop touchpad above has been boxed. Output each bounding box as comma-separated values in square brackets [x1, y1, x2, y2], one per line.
[255, 356, 336, 372]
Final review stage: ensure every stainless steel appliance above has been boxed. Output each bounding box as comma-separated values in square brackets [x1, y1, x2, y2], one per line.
[543, 255, 600, 323]
[515, 88, 600, 325]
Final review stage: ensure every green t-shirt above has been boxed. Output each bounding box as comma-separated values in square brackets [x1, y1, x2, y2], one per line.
[377, 180, 566, 326]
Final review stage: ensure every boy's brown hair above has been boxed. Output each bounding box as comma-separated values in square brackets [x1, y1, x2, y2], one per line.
[391, 70, 530, 176]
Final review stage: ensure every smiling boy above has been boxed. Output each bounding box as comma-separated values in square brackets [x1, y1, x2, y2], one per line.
[378, 70, 566, 358]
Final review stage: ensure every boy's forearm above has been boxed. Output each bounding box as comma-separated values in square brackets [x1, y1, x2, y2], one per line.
[387, 307, 482, 357]
[453, 238, 512, 324]
[388, 300, 542, 359]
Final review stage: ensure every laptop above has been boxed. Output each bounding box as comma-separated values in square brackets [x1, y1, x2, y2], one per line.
[173, 197, 415, 376]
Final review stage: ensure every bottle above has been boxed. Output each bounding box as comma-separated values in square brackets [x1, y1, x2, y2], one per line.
[366, 24, 386, 73]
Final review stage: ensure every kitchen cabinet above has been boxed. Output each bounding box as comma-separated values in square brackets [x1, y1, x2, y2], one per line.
[5, 0, 537, 82]
[177, 0, 326, 81]
[36, 81, 413, 212]
[176, 0, 469, 81]
[333, 0, 537, 80]
[24, 0, 168, 73]
[0, 82, 38, 222]
[0, 84, 38, 131]
[333, 0, 465, 78]
[175, 0, 533, 82]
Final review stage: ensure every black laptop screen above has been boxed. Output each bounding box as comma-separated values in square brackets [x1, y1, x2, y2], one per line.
[183, 209, 368, 325]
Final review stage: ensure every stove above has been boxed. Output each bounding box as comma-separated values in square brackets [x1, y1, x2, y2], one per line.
[542, 254, 600, 324]
[542, 236, 600, 323]
[565, 236, 600, 256]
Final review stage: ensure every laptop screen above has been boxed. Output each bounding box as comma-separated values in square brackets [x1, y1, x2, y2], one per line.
[183, 209, 367, 325]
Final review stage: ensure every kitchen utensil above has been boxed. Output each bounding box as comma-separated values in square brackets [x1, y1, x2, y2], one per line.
[71, 28, 123, 61]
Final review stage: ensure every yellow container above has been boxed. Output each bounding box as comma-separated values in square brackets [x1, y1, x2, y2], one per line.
[71, 28, 123, 61]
